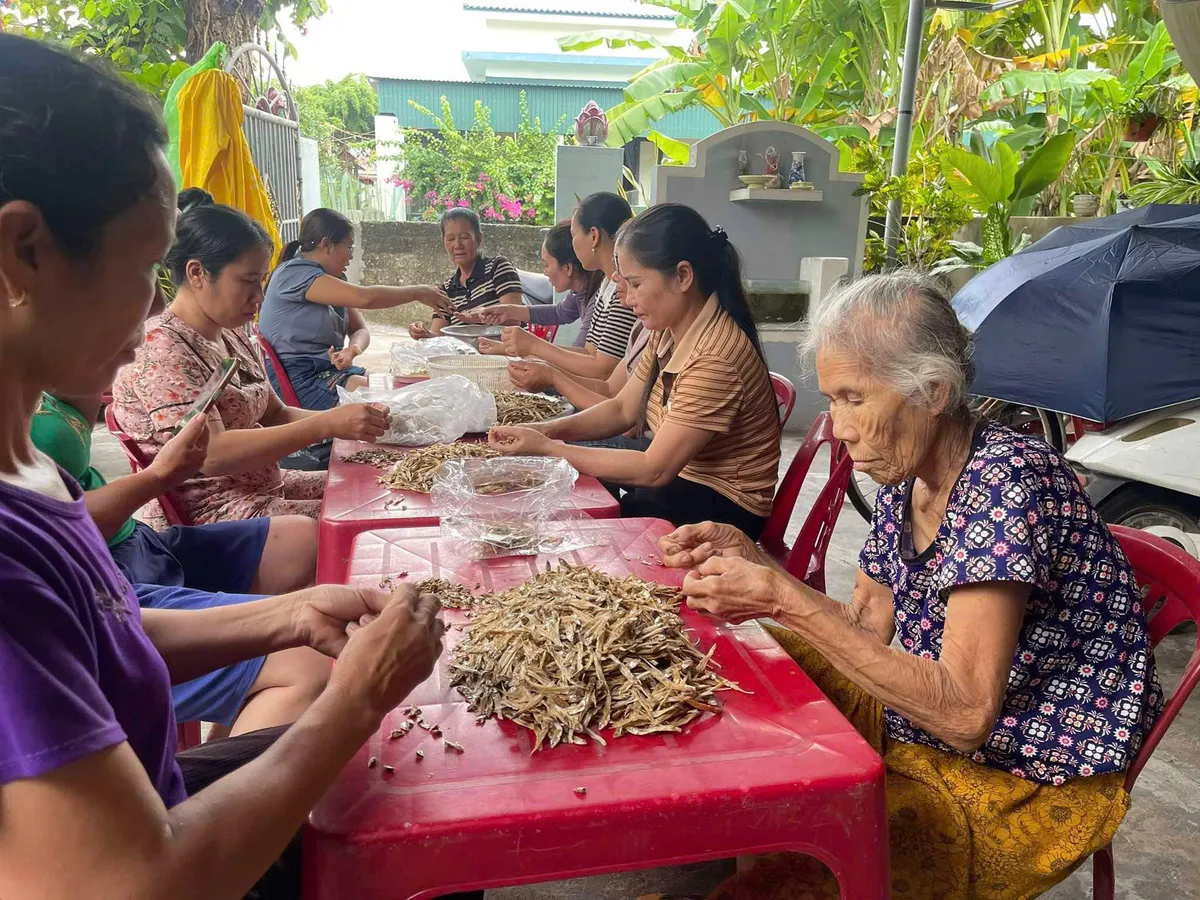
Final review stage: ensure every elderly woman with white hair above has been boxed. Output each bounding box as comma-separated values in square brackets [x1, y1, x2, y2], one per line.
[653, 270, 1164, 900]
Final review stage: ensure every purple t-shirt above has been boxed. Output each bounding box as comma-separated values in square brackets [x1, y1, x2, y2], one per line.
[0, 472, 185, 806]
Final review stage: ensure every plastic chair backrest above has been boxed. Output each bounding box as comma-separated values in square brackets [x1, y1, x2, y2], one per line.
[770, 372, 797, 428]
[760, 412, 846, 577]
[1110, 525, 1200, 790]
[253, 325, 302, 407]
[104, 405, 194, 528]
[529, 323, 558, 343]
[1091, 525, 1200, 900]
[177, 721, 202, 751]
[782, 449, 853, 593]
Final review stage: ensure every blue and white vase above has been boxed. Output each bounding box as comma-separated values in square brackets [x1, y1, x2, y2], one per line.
[788, 151, 807, 187]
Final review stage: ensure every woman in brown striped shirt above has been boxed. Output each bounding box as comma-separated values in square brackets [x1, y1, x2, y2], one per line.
[488, 203, 781, 537]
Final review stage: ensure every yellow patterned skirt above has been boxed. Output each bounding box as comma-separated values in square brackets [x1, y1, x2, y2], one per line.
[704, 627, 1130, 900]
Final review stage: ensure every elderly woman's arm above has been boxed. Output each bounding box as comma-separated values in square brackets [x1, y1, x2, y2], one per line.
[685, 557, 1029, 753]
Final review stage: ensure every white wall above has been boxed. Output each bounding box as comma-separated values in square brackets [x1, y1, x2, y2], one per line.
[299, 137, 321, 214]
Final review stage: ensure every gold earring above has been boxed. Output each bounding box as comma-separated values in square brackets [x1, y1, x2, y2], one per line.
[8, 291, 28, 309]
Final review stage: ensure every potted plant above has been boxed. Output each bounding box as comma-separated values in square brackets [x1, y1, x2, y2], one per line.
[1120, 85, 1179, 142]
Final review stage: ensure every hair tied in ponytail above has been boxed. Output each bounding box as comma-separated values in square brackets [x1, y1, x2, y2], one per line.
[710, 226, 729, 247]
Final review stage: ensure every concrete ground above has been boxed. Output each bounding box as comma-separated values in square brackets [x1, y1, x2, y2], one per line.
[91, 328, 1200, 899]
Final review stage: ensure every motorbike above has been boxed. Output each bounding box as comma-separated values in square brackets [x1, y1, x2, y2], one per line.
[1066, 402, 1200, 558]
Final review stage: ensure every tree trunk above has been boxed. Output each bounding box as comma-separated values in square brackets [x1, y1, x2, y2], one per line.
[185, 0, 263, 62]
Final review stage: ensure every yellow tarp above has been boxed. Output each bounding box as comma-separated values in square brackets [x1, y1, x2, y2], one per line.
[178, 69, 282, 267]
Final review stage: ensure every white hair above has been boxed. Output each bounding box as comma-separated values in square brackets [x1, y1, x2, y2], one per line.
[800, 270, 975, 415]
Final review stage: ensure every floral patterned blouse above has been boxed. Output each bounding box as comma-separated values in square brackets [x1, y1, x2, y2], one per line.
[111, 309, 306, 525]
[859, 421, 1164, 785]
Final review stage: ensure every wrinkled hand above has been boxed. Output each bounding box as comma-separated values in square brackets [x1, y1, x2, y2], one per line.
[409, 322, 432, 340]
[508, 359, 553, 391]
[488, 425, 553, 456]
[323, 401, 390, 442]
[476, 336, 506, 356]
[290, 584, 393, 658]
[682, 556, 784, 624]
[416, 286, 455, 314]
[328, 584, 445, 719]
[329, 345, 360, 371]
[501, 325, 535, 357]
[149, 413, 209, 487]
[658, 520, 762, 569]
[476, 305, 528, 326]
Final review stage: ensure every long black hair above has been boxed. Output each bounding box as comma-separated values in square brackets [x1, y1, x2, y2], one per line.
[616, 203, 772, 434]
[281, 207, 353, 262]
[0, 34, 167, 259]
[574, 192, 632, 241]
[166, 204, 272, 287]
[545, 221, 603, 300]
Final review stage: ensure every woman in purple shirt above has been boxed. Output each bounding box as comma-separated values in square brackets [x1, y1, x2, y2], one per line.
[0, 36, 444, 900]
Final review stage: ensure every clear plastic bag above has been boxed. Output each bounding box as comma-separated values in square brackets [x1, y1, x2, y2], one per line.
[337, 375, 496, 446]
[431, 456, 587, 557]
[389, 337, 476, 376]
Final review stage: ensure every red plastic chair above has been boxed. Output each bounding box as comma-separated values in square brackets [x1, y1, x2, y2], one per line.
[104, 404, 194, 528]
[252, 325, 302, 407]
[760, 412, 852, 593]
[529, 323, 558, 343]
[1091, 525, 1200, 899]
[177, 721, 203, 751]
[770, 372, 797, 428]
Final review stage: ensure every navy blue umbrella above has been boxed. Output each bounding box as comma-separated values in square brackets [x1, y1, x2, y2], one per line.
[953, 204, 1200, 422]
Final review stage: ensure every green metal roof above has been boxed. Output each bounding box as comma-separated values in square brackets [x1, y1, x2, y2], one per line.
[374, 77, 720, 141]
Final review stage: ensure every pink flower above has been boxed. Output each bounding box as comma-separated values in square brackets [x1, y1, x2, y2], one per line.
[457, 199, 470, 208]
[399, 179, 414, 192]
[425, 190, 438, 202]
[444, 198, 455, 209]
[479, 173, 491, 183]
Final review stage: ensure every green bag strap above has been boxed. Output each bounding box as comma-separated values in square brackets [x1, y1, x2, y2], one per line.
[164, 41, 228, 189]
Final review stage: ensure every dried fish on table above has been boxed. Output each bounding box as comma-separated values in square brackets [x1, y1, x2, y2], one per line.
[471, 470, 547, 496]
[493, 391, 568, 426]
[449, 563, 740, 753]
[381, 576, 478, 609]
[379, 443, 499, 493]
[341, 448, 408, 468]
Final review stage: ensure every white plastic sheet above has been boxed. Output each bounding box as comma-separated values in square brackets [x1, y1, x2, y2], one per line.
[337, 375, 496, 446]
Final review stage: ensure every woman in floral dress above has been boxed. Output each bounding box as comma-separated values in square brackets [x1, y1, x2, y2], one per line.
[651, 271, 1164, 900]
[112, 204, 390, 525]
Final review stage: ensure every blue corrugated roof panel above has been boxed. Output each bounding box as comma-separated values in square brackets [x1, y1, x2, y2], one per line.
[375, 77, 720, 140]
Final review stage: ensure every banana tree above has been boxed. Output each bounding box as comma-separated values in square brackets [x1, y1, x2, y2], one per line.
[559, 0, 852, 158]
[932, 132, 1076, 275]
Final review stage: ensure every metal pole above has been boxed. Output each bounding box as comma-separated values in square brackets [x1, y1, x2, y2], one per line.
[883, 0, 929, 268]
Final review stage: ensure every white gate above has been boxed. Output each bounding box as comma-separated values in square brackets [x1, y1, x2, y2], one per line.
[225, 43, 302, 244]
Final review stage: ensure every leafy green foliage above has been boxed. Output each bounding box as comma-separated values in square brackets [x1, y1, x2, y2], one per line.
[851, 140, 972, 273]
[397, 96, 559, 226]
[2, 0, 326, 98]
[295, 74, 378, 170]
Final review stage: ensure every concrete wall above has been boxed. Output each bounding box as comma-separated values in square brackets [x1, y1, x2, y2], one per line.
[360, 220, 546, 287]
[651, 121, 868, 433]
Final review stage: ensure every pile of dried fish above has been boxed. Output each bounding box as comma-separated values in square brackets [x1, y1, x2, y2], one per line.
[342, 448, 408, 468]
[379, 443, 499, 493]
[471, 470, 547, 496]
[494, 391, 567, 426]
[449, 563, 740, 752]
[376, 576, 478, 609]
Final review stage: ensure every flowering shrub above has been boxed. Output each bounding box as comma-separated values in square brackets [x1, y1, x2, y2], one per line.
[392, 94, 560, 225]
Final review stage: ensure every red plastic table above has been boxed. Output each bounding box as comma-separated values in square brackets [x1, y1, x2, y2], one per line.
[316, 439, 621, 583]
[303, 518, 888, 899]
